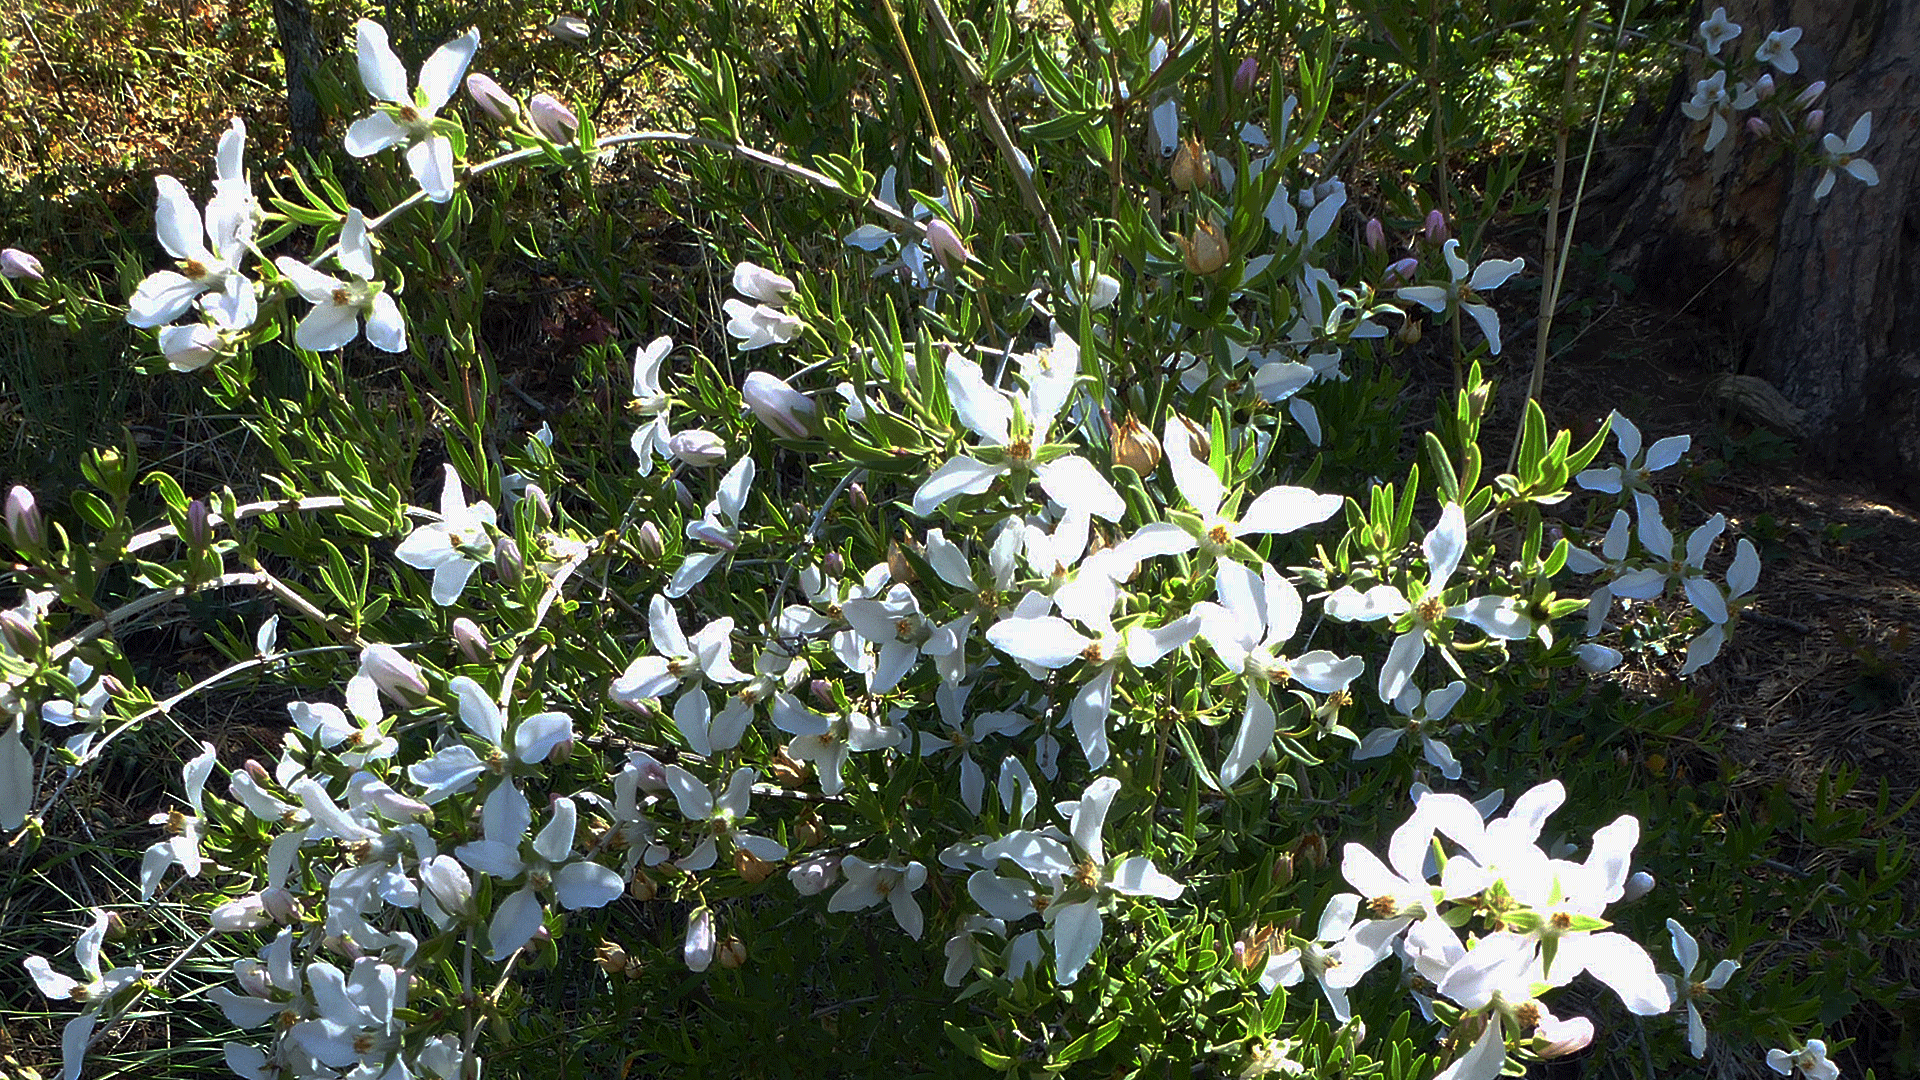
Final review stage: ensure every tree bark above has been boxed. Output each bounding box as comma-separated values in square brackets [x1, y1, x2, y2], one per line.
[1604, 0, 1920, 500]
[269, 0, 326, 159]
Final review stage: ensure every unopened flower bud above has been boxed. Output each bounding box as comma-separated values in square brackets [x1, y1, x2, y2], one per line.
[1754, 74, 1776, 100]
[1424, 209, 1448, 243]
[810, 678, 836, 710]
[822, 550, 846, 576]
[595, 939, 629, 975]
[1171, 137, 1212, 192]
[1747, 116, 1771, 138]
[1270, 851, 1295, 886]
[6, 485, 42, 550]
[494, 535, 524, 584]
[1293, 832, 1327, 870]
[360, 643, 428, 701]
[451, 617, 489, 661]
[546, 14, 591, 42]
[668, 429, 727, 466]
[1398, 319, 1423, 346]
[634, 521, 664, 561]
[1172, 414, 1209, 460]
[1385, 256, 1419, 284]
[422, 855, 474, 918]
[628, 871, 658, 900]
[716, 936, 747, 969]
[846, 483, 868, 512]
[684, 907, 716, 971]
[1110, 413, 1162, 475]
[260, 886, 298, 924]
[1177, 219, 1230, 275]
[244, 759, 272, 784]
[925, 218, 970, 269]
[1804, 108, 1824, 133]
[1621, 870, 1656, 903]
[529, 93, 579, 142]
[211, 894, 271, 932]
[1364, 217, 1386, 252]
[1151, 0, 1172, 36]
[887, 540, 917, 584]
[1, 248, 44, 281]
[795, 810, 827, 849]
[734, 848, 775, 883]
[788, 855, 840, 895]
[771, 748, 810, 788]
[1233, 57, 1258, 97]
[1534, 1013, 1595, 1057]
[521, 483, 552, 526]
[102, 912, 129, 941]
[185, 498, 212, 549]
[235, 959, 275, 998]
[1, 609, 40, 654]
[742, 371, 818, 438]
[1794, 81, 1826, 108]
[465, 73, 517, 121]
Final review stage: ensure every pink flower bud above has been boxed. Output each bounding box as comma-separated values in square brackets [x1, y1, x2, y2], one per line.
[260, 886, 298, 924]
[1386, 256, 1420, 284]
[1805, 109, 1824, 133]
[1150, 0, 1172, 37]
[186, 498, 212, 548]
[1794, 80, 1826, 108]
[451, 617, 489, 662]
[1747, 116, 1771, 137]
[1364, 217, 1386, 252]
[529, 93, 579, 142]
[1754, 74, 1776, 100]
[1, 248, 44, 281]
[1234, 58, 1258, 97]
[360, 643, 428, 701]
[1423, 209, 1448, 243]
[822, 550, 846, 576]
[742, 371, 818, 438]
[6, 485, 42, 549]
[925, 218, 969, 269]
[465, 73, 517, 122]
[211, 894, 272, 932]
[546, 14, 591, 42]
[1621, 870, 1656, 902]
[1535, 1013, 1595, 1057]
[1, 609, 39, 654]
[494, 535, 524, 584]
[810, 678, 836, 709]
[668, 429, 728, 466]
[235, 959, 275, 998]
[684, 907, 716, 971]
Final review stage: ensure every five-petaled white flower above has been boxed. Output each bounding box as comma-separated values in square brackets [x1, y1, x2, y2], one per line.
[25, 910, 145, 1080]
[1258, 893, 1400, 1022]
[395, 464, 497, 605]
[628, 336, 675, 475]
[1661, 918, 1740, 1058]
[829, 856, 929, 939]
[724, 261, 804, 350]
[456, 794, 624, 960]
[1680, 71, 1756, 153]
[139, 740, 219, 899]
[1353, 679, 1469, 780]
[1680, 536, 1760, 676]
[913, 334, 1124, 521]
[1575, 411, 1690, 498]
[1814, 113, 1879, 200]
[1396, 239, 1524, 355]
[669, 455, 755, 597]
[275, 209, 406, 353]
[344, 20, 479, 202]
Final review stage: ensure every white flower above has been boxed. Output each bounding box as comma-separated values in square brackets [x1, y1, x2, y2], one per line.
[912, 334, 1124, 521]
[913, 681, 1030, 815]
[684, 906, 716, 971]
[1353, 680, 1469, 780]
[662, 765, 787, 872]
[0, 721, 31, 830]
[275, 210, 406, 353]
[395, 464, 496, 605]
[1324, 503, 1533, 703]
[773, 692, 905, 794]
[1679, 70, 1756, 153]
[1258, 893, 1401, 1021]
[127, 157, 255, 329]
[840, 583, 966, 693]
[1192, 560, 1362, 785]
[1680, 537, 1760, 675]
[25, 911, 144, 1080]
[1574, 412, 1689, 496]
[1755, 26, 1802, 73]
[1814, 113, 1878, 200]
[1396, 240, 1524, 355]
[1767, 1040, 1840, 1080]
[724, 262, 803, 350]
[1611, 492, 1727, 621]
[844, 166, 938, 288]
[1660, 919, 1740, 1058]
[829, 856, 929, 939]
[668, 456, 754, 597]
[667, 428, 727, 466]
[609, 594, 751, 753]
[344, 20, 479, 202]
[455, 795, 624, 960]
[628, 336, 674, 475]
[1698, 7, 1742, 56]
[1116, 417, 1342, 587]
[139, 740, 219, 899]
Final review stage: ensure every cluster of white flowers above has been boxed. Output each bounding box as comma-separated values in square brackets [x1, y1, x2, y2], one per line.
[1682, 9, 1877, 201]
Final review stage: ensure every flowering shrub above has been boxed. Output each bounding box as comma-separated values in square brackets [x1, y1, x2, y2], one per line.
[0, 2, 1899, 1077]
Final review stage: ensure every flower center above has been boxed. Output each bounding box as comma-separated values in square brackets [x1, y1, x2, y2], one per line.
[1006, 438, 1033, 463]
[1416, 595, 1448, 624]
[1367, 895, 1398, 918]
[181, 258, 210, 280]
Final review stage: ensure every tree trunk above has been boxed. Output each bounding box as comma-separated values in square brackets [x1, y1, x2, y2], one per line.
[269, 0, 326, 159]
[1604, 0, 1920, 500]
